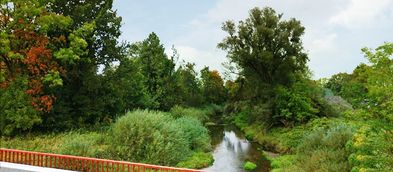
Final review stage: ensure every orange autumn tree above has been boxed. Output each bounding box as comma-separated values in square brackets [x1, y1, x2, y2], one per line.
[0, 0, 93, 135]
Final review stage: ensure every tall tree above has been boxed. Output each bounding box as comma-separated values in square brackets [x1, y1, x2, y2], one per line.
[135, 33, 177, 110]
[218, 7, 308, 89]
[43, 0, 124, 128]
[219, 7, 330, 127]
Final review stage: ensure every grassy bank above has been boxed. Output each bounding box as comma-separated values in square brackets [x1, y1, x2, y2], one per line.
[0, 106, 222, 169]
[232, 112, 393, 172]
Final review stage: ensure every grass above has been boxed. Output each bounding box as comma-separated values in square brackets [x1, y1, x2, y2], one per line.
[176, 152, 214, 169]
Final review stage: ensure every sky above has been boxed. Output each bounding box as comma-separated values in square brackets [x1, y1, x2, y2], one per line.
[113, 0, 393, 79]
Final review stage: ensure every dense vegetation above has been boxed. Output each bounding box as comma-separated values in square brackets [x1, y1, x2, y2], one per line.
[1, 1, 392, 171]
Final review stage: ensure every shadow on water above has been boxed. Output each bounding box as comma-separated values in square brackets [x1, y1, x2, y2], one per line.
[203, 124, 270, 172]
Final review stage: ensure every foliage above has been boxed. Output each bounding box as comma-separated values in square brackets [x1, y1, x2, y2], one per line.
[220, 7, 332, 128]
[362, 43, 393, 122]
[108, 110, 190, 165]
[0, 77, 42, 135]
[107, 110, 212, 166]
[176, 152, 214, 169]
[347, 125, 393, 171]
[170, 106, 210, 122]
[175, 117, 211, 151]
[133, 33, 177, 110]
[269, 155, 296, 172]
[200, 67, 227, 104]
[218, 7, 308, 87]
[44, 0, 124, 129]
[58, 132, 106, 158]
[174, 63, 204, 107]
[243, 161, 257, 171]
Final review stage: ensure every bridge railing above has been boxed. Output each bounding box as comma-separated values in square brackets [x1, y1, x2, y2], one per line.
[0, 148, 204, 172]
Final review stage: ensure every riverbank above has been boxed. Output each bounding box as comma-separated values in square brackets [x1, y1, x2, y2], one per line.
[232, 113, 393, 171]
[0, 106, 224, 169]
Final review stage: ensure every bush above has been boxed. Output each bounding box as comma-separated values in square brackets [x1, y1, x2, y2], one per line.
[59, 132, 105, 157]
[0, 77, 42, 136]
[243, 161, 257, 171]
[175, 117, 211, 151]
[269, 154, 296, 171]
[294, 124, 354, 172]
[176, 152, 214, 169]
[347, 125, 393, 171]
[108, 110, 191, 166]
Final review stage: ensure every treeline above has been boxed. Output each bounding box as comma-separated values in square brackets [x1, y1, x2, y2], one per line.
[0, 0, 227, 135]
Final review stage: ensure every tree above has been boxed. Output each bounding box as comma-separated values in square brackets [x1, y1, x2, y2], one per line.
[362, 42, 393, 121]
[175, 63, 203, 107]
[135, 33, 177, 110]
[218, 7, 308, 89]
[200, 67, 227, 104]
[219, 7, 330, 127]
[0, 0, 92, 133]
[43, 0, 124, 128]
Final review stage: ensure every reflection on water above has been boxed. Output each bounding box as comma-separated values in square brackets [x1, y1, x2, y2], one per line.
[203, 126, 269, 172]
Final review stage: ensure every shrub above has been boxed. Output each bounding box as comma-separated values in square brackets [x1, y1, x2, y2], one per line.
[108, 110, 191, 166]
[175, 117, 211, 151]
[243, 161, 257, 171]
[294, 124, 354, 172]
[176, 152, 214, 169]
[169, 106, 209, 122]
[269, 154, 296, 170]
[347, 125, 393, 171]
[0, 77, 42, 136]
[59, 132, 105, 157]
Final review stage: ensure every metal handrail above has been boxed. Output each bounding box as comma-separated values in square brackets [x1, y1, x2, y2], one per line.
[0, 148, 204, 172]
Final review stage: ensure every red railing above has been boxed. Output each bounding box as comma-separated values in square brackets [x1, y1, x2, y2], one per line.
[0, 148, 204, 172]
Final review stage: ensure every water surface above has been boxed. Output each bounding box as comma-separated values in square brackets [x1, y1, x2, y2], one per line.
[203, 125, 269, 172]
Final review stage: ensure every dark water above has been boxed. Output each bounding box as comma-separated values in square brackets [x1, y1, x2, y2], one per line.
[203, 125, 270, 172]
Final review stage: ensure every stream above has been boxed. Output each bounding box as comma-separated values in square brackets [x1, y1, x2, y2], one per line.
[203, 124, 270, 172]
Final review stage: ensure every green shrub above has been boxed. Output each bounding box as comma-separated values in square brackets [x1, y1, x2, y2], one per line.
[243, 161, 257, 171]
[175, 117, 211, 151]
[108, 110, 191, 166]
[294, 124, 354, 172]
[176, 152, 214, 169]
[59, 132, 105, 157]
[347, 125, 393, 171]
[0, 77, 42, 136]
[269, 154, 296, 170]
[170, 106, 209, 122]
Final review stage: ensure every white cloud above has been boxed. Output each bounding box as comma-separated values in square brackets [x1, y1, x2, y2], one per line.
[329, 0, 392, 28]
[167, 45, 228, 74]
[308, 33, 337, 54]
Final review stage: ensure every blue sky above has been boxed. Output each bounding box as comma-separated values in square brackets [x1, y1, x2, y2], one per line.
[113, 0, 393, 79]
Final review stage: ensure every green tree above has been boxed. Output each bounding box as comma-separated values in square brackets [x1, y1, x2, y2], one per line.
[135, 33, 177, 110]
[175, 63, 203, 107]
[219, 7, 332, 127]
[200, 67, 227, 104]
[362, 42, 393, 121]
[218, 7, 308, 89]
[43, 0, 124, 128]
